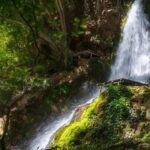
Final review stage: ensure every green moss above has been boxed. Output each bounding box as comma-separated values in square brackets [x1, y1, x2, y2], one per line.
[50, 85, 150, 150]
[80, 95, 104, 119]
[106, 84, 133, 102]
[141, 134, 150, 142]
[53, 95, 104, 147]
[135, 121, 150, 143]
[51, 85, 132, 149]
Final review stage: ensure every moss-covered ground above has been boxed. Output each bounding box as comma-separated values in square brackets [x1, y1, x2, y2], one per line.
[50, 84, 150, 150]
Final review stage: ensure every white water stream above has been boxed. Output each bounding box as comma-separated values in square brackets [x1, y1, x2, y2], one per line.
[110, 0, 150, 84]
[24, 82, 101, 150]
[24, 0, 150, 149]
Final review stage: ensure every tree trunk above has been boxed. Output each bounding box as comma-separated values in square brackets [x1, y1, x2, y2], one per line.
[55, 0, 67, 34]
[55, 0, 69, 68]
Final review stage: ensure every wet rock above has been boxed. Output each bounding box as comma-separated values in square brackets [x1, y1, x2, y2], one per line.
[73, 104, 88, 121]
[146, 109, 150, 120]
[0, 116, 6, 138]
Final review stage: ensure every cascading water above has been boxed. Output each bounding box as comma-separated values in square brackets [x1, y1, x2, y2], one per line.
[110, 0, 150, 84]
[23, 82, 101, 150]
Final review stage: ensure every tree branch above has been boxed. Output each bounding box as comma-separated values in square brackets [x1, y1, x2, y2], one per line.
[0, 16, 27, 28]
[55, 0, 67, 34]
[11, 0, 40, 55]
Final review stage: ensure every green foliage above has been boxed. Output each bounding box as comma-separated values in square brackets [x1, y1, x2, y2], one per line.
[99, 97, 131, 145]
[0, 25, 25, 91]
[53, 95, 104, 148]
[0, 89, 11, 104]
[51, 85, 134, 150]
[136, 122, 150, 143]
[103, 97, 130, 126]
[141, 134, 150, 142]
[72, 17, 87, 38]
[107, 84, 133, 102]
[0, 24, 50, 102]
[33, 65, 48, 74]
[45, 82, 79, 113]
[0, 0, 72, 70]
[46, 84, 71, 103]
[85, 85, 133, 147]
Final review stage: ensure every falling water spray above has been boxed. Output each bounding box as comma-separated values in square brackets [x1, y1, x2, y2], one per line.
[110, 0, 150, 84]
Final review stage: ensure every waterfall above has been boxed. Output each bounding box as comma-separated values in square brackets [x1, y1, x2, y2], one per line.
[24, 82, 100, 150]
[110, 0, 150, 84]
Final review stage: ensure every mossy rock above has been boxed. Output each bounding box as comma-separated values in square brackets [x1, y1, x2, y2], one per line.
[49, 84, 150, 150]
[53, 95, 105, 147]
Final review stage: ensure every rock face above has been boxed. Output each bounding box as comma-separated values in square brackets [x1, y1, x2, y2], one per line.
[51, 84, 150, 150]
[72, 104, 88, 121]
[0, 117, 5, 138]
[73, 0, 130, 59]
[146, 109, 150, 120]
